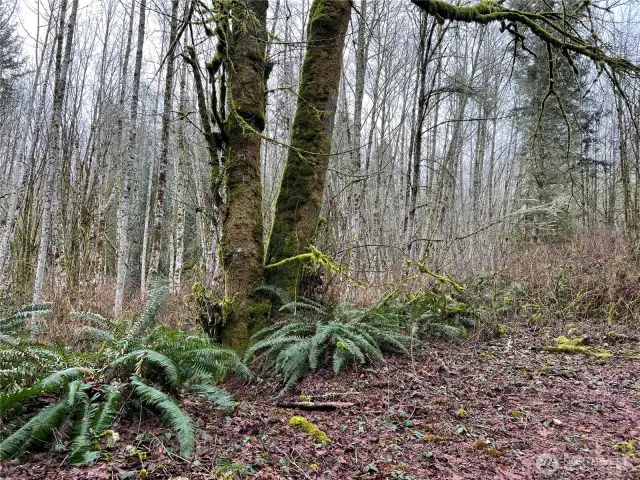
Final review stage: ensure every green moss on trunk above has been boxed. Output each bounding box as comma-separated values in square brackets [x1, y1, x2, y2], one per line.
[220, 0, 269, 351]
[266, 0, 351, 296]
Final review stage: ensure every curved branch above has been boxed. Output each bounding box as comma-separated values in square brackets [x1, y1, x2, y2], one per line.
[411, 0, 639, 74]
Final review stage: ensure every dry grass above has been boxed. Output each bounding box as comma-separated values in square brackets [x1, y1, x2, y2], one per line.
[497, 229, 640, 326]
[33, 280, 197, 347]
[8, 229, 638, 346]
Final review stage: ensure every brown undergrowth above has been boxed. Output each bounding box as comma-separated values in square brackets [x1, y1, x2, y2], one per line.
[1, 316, 638, 479]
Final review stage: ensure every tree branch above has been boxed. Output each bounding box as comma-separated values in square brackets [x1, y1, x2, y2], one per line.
[410, 0, 639, 74]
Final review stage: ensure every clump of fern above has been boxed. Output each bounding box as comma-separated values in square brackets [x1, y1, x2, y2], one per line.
[385, 290, 477, 340]
[0, 282, 249, 464]
[0, 302, 59, 394]
[248, 283, 479, 390]
[247, 286, 412, 391]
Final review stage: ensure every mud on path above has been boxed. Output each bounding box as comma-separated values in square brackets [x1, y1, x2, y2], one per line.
[2, 322, 639, 479]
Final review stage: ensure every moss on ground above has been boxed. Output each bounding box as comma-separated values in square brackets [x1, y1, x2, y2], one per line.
[289, 416, 331, 444]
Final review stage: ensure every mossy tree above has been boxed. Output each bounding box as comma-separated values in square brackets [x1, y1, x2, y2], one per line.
[188, 0, 639, 350]
[265, 0, 352, 296]
[410, 0, 639, 74]
[221, 0, 270, 349]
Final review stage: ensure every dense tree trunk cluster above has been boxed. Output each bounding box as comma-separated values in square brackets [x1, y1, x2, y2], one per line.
[0, 0, 638, 348]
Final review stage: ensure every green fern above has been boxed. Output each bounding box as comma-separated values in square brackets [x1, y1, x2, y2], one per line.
[131, 377, 195, 457]
[254, 284, 293, 306]
[69, 311, 108, 326]
[246, 297, 413, 391]
[0, 303, 58, 395]
[90, 385, 122, 433]
[111, 349, 181, 389]
[186, 374, 235, 408]
[124, 281, 168, 349]
[75, 326, 116, 343]
[246, 286, 474, 390]
[0, 282, 239, 464]
[68, 389, 99, 465]
[0, 380, 78, 460]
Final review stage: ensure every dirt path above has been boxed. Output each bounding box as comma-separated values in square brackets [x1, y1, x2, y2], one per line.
[2, 323, 639, 479]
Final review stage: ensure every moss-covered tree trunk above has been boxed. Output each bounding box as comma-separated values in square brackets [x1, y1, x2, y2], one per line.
[266, 0, 351, 295]
[220, 0, 269, 349]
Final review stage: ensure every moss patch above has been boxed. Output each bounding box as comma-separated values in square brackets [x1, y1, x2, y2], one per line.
[289, 416, 331, 444]
[614, 441, 637, 456]
[471, 439, 501, 457]
[543, 336, 612, 359]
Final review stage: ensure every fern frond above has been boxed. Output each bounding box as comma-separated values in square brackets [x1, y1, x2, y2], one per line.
[75, 326, 116, 343]
[308, 323, 336, 369]
[70, 311, 108, 327]
[124, 281, 168, 348]
[0, 386, 42, 416]
[254, 284, 293, 306]
[90, 386, 122, 433]
[177, 347, 251, 379]
[39, 367, 92, 392]
[131, 377, 195, 457]
[332, 348, 348, 374]
[68, 391, 100, 465]
[1, 303, 52, 326]
[65, 379, 90, 407]
[335, 336, 366, 364]
[422, 322, 463, 339]
[112, 349, 180, 389]
[280, 301, 327, 315]
[245, 335, 301, 362]
[0, 333, 18, 345]
[252, 319, 314, 340]
[186, 374, 235, 409]
[0, 398, 70, 460]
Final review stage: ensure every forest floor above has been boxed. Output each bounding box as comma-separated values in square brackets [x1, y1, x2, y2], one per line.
[1, 319, 639, 479]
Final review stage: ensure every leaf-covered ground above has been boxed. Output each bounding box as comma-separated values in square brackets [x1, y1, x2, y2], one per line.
[2, 321, 639, 479]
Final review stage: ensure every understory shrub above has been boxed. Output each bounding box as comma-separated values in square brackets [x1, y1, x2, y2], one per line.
[494, 231, 640, 324]
[0, 302, 56, 394]
[0, 283, 248, 464]
[246, 284, 476, 391]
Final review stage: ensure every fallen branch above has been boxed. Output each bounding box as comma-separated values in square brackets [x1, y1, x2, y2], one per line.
[276, 401, 356, 411]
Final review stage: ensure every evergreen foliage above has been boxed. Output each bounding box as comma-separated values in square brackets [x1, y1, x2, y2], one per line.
[0, 303, 55, 394]
[245, 293, 409, 391]
[0, 283, 247, 464]
[247, 285, 476, 390]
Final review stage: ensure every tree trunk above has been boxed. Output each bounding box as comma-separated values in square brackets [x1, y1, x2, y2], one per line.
[266, 0, 351, 296]
[171, 66, 187, 294]
[148, 0, 180, 281]
[220, 0, 269, 349]
[0, 7, 53, 293]
[114, 0, 147, 316]
[33, 0, 79, 302]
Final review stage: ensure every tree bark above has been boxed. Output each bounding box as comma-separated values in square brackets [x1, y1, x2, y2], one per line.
[171, 66, 187, 294]
[114, 0, 147, 316]
[220, 0, 269, 349]
[266, 0, 351, 296]
[148, 0, 180, 281]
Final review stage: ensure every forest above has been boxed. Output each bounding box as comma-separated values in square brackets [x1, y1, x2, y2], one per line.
[0, 0, 639, 478]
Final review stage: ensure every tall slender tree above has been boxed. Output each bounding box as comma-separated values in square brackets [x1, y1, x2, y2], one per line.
[114, 0, 147, 315]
